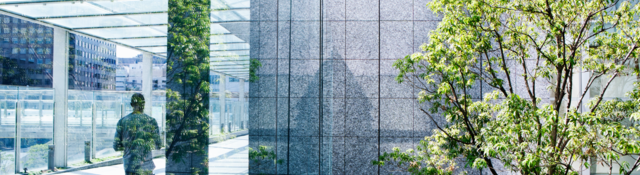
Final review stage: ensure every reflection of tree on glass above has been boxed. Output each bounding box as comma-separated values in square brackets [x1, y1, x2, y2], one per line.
[114, 93, 161, 175]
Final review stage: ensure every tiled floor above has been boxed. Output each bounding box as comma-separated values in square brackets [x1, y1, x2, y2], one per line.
[58, 136, 249, 175]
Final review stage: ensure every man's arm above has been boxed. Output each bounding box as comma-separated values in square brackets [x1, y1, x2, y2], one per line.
[113, 119, 124, 151]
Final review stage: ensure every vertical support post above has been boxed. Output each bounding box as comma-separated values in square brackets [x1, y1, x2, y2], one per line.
[39, 93, 43, 126]
[52, 27, 68, 167]
[48, 145, 54, 170]
[162, 104, 166, 147]
[84, 141, 90, 163]
[239, 79, 245, 129]
[15, 102, 21, 174]
[219, 75, 226, 133]
[91, 103, 96, 159]
[120, 103, 125, 118]
[141, 52, 153, 116]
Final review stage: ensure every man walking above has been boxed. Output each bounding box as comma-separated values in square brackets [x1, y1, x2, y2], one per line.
[114, 93, 162, 175]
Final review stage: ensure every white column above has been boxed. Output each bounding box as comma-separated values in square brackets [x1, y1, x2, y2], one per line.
[52, 27, 68, 167]
[142, 52, 153, 116]
[219, 75, 226, 132]
[239, 79, 245, 129]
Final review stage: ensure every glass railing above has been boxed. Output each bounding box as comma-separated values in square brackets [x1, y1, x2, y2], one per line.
[0, 85, 54, 173]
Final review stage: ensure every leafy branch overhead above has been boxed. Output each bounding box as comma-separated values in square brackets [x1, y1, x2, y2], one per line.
[377, 0, 640, 174]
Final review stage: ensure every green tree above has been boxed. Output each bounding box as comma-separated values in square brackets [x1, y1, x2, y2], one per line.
[374, 0, 640, 174]
[0, 151, 15, 174]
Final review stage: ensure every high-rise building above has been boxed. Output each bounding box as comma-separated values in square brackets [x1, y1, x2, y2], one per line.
[68, 33, 117, 90]
[0, 14, 54, 87]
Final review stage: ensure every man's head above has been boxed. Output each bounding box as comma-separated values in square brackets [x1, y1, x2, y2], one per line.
[131, 93, 145, 112]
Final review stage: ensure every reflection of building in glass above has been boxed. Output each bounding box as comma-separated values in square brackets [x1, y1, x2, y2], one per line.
[115, 55, 166, 91]
[68, 33, 117, 90]
[0, 14, 54, 87]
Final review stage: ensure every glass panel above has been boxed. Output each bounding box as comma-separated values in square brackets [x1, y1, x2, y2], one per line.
[0, 3, 112, 18]
[43, 13, 167, 29]
[211, 35, 244, 43]
[89, 0, 168, 13]
[138, 46, 166, 53]
[211, 43, 249, 51]
[77, 27, 166, 39]
[0, 85, 17, 174]
[210, 9, 249, 22]
[212, 0, 250, 9]
[66, 90, 93, 164]
[112, 38, 166, 47]
[93, 91, 122, 159]
[18, 86, 53, 171]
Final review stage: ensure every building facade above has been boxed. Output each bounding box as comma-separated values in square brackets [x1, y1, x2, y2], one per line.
[0, 14, 54, 88]
[68, 33, 117, 90]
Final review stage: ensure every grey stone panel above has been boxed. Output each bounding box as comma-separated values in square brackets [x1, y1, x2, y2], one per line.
[346, 21, 379, 59]
[259, 0, 278, 21]
[381, 21, 413, 60]
[289, 136, 320, 174]
[290, 59, 320, 98]
[276, 136, 289, 174]
[346, 0, 379, 21]
[323, 0, 346, 21]
[277, 21, 290, 60]
[346, 98, 379, 137]
[322, 136, 345, 174]
[249, 74, 276, 98]
[323, 21, 346, 60]
[381, 99, 413, 137]
[381, 0, 413, 21]
[346, 60, 379, 98]
[291, 21, 321, 59]
[277, 59, 290, 98]
[278, 0, 291, 21]
[250, 0, 260, 21]
[345, 137, 379, 174]
[414, 0, 443, 21]
[322, 98, 346, 136]
[277, 97, 289, 136]
[253, 59, 276, 75]
[249, 97, 276, 136]
[323, 59, 346, 98]
[380, 60, 413, 98]
[413, 101, 446, 137]
[259, 22, 278, 59]
[413, 21, 439, 53]
[380, 137, 413, 175]
[292, 0, 321, 21]
[250, 21, 261, 59]
[290, 98, 320, 137]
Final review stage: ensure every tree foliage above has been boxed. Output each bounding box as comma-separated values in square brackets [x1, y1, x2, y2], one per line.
[375, 0, 640, 174]
[165, 0, 210, 173]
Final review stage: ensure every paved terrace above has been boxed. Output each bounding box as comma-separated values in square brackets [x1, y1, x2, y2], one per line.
[58, 136, 249, 175]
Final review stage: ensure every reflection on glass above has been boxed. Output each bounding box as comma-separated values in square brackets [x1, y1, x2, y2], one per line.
[0, 85, 17, 174]
[18, 86, 53, 171]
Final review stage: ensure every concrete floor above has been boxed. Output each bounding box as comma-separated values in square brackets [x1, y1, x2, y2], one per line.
[58, 136, 249, 175]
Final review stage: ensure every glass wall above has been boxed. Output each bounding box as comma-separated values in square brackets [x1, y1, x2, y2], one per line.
[0, 85, 17, 174]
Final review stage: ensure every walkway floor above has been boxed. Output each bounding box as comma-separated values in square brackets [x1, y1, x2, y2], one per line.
[58, 136, 249, 175]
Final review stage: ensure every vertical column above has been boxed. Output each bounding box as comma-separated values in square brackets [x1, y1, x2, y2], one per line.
[165, 0, 210, 173]
[239, 79, 245, 129]
[142, 52, 153, 116]
[219, 75, 226, 132]
[52, 27, 68, 167]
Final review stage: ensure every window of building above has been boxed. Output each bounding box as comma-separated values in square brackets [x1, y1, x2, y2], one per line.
[3, 38, 8, 44]
[45, 59, 51, 64]
[28, 48, 34, 54]
[12, 38, 18, 44]
[28, 38, 34, 44]
[37, 28, 43, 33]
[12, 18, 18, 23]
[37, 48, 43, 54]
[20, 28, 26, 34]
[37, 58, 42, 64]
[12, 48, 18, 54]
[37, 38, 43, 44]
[12, 28, 17, 33]
[3, 17, 8, 23]
[3, 28, 8, 33]
[20, 48, 26, 54]
[45, 38, 51, 44]
[20, 38, 26, 44]
[45, 28, 52, 34]
[28, 27, 34, 33]
[44, 48, 50, 54]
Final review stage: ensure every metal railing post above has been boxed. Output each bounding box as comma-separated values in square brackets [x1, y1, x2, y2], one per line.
[15, 102, 21, 174]
[84, 141, 91, 163]
[120, 103, 125, 118]
[91, 103, 96, 159]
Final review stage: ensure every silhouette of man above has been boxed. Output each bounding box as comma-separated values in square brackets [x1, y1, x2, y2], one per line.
[114, 93, 162, 175]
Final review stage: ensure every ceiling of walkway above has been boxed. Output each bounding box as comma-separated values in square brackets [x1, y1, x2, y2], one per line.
[0, 0, 250, 80]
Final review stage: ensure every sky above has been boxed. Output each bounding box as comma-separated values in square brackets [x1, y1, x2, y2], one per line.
[116, 45, 142, 58]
